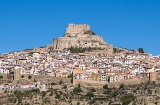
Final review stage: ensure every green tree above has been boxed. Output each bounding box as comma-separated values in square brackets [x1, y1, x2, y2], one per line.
[59, 79, 63, 85]
[111, 90, 119, 97]
[113, 47, 123, 53]
[138, 48, 144, 53]
[86, 92, 94, 100]
[0, 75, 3, 79]
[13, 98, 17, 103]
[55, 93, 61, 99]
[121, 94, 135, 105]
[77, 101, 80, 105]
[28, 75, 32, 79]
[14, 90, 23, 98]
[63, 85, 67, 89]
[43, 97, 50, 104]
[8, 97, 14, 103]
[73, 87, 82, 94]
[41, 91, 46, 98]
[21, 75, 24, 78]
[90, 88, 96, 92]
[103, 84, 109, 90]
[84, 30, 96, 35]
[68, 73, 73, 78]
[78, 83, 81, 88]
[71, 78, 73, 84]
[51, 82, 56, 85]
[119, 83, 125, 89]
[4, 90, 7, 93]
[67, 46, 84, 53]
[49, 89, 54, 96]
[18, 97, 22, 103]
[69, 46, 74, 53]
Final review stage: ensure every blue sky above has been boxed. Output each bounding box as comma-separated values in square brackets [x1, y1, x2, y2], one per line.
[0, 0, 160, 55]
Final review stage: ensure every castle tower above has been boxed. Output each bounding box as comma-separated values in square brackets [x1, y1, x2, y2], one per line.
[65, 24, 90, 34]
[14, 68, 20, 80]
[51, 23, 113, 55]
[149, 72, 158, 81]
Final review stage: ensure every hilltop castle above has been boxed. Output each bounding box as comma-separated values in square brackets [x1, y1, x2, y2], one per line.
[50, 24, 113, 55]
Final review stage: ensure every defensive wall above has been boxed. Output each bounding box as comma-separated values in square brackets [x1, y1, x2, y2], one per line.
[73, 77, 149, 88]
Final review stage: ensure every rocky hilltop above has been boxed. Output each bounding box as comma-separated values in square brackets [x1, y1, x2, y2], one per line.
[51, 24, 113, 54]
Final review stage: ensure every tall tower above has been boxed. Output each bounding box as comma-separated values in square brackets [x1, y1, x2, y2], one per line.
[149, 72, 158, 81]
[14, 68, 20, 80]
[65, 24, 90, 34]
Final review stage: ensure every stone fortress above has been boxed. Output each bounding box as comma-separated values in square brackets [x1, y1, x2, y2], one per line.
[51, 24, 113, 55]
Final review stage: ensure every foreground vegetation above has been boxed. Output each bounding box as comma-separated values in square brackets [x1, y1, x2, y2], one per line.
[1, 80, 160, 105]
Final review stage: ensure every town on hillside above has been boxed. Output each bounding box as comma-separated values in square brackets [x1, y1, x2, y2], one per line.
[0, 24, 160, 105]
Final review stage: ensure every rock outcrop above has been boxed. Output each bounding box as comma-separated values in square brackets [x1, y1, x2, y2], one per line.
[50, 24, 113, 55]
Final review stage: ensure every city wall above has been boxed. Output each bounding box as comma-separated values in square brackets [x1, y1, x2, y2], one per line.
[33, 75, 71, 84]
[73, 77, 149, 88]
[0, 73, 8, 79]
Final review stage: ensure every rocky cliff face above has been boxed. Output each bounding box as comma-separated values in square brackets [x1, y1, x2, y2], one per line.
[50, 24, 113, 55]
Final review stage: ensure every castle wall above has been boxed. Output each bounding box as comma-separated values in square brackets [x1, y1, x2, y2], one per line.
[77, 34, 90, 38]
[66, 24, 90, 34]
[149, 72, 158, 81]
[52, 38, 78, 49]
[51, 24, 113, 55]
[52, 38, 109, 50]
[73, 77, 149, 88]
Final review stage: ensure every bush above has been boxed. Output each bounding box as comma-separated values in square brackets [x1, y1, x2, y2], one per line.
[90, 88, 96, 92]
[68, 73, 73, 78]
[111, 90, 119, 97]
[86, 92, 94, 100]
[0, 75, 3, 79]
[138, 48, 144, 53]
[28, 75, 32, 79]
[119, 83, 125, 89]
[21, 75, 24, 78]
[68, 46, 84, 53]
[51, 82, 56, 85]
[59, 79, 63, 85]
[63, 85, 67, 89]
[103, 84, 109, 90]
[113, 48, 123, 53]
[78, 83, 81, 88]
[71, 78, 73, 84]
[121, 94, 135, 105]
[84, 30, 96, 35]
[73, 87, 82, 94]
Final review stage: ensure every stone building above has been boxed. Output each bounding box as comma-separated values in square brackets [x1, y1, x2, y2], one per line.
[149, 72, 158, 81]
[14, 68, 20, 80]
[50, 24, 113, 55]
[66, 24, 90, 34]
